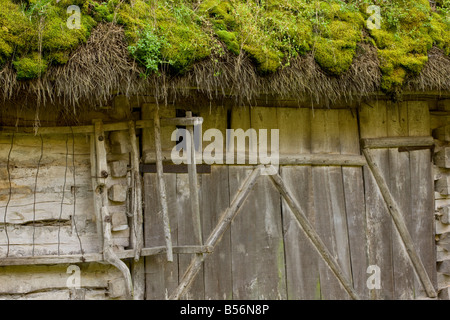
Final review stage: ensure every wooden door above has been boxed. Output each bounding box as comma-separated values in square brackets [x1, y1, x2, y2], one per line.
[141, 102, 436, 300]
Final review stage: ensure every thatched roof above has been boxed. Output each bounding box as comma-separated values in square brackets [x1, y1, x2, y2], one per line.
[0, 0, 449, 110]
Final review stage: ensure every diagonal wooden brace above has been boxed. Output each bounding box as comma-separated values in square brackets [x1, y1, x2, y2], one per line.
[169, 165, 264, 300]
[153, 108, 174, 262]
[268, 168, 360, 300]
[362, 148, 437, 298]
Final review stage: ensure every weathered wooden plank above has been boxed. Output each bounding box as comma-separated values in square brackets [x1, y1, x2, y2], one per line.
[363, 147, 437, 298]
[0, 135, 90, 167]
[229, 106, 286, 300]
[176, 173, 205, 299]
[128, 121, 145, 300]
[338, 109, 369, 299]
[0, 165, 92, 194]
[361, 136, 434, 149]
[200, 166, 232, 299]
[152, 108, 174, 262]
[0, 263, 123, 295]
[0, 193, 93, 225]
[0, 225, 101, 257]
[0, 118, 202, 136]
[143, 151, 366, 166]
[408, 101, 437, 298]
[359, 101, 394, 299]
[199, 105, 233, 300]
[435, 148, 450, 168]
[433, 125, 450, 142]
[269, 171, 360, 300]
[185, 111, 202, 246]
[436, 176, 450, 195]
[143, 172, 178, 300]
[386, 102, 414, 300]
[0, 246, 214, 266]
[94, 120, 133, 299]
[169, 165, 263, 300]
[311, 109, 352, 300]
[142, 104, 176, 154]
[277, 107, 320, 300]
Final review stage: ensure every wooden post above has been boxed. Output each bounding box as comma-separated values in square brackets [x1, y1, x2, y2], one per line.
[153, 108, 174, 262]
[93, 119, 133, 299]
[186, 111, 203, 245]
[90, 134, 103, 248]
[268, 169, 360, 300]
[128, 121, 144, 260]
[362, 148, 437, 298]
[169, 165, 263, 300]
[128, 120, 145, 300]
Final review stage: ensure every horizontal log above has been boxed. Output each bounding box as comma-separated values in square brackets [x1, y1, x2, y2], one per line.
[143, 151, 367, 166]
[0, 245, 214, 266]
[361, 136, 434, 149]
[435, 147, 450, 168]
[433, 125, 450, 142]
[279, 153, 366, 166]
[0, 118, 204, 136]
[438, 260, 450, 275]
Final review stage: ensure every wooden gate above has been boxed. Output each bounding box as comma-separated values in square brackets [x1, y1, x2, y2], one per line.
[141, 101, 437, 300]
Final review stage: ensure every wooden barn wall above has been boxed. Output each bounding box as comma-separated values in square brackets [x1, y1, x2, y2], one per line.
[142, 99, 439, 300]
[0, 96, 447, 300]
[432, 100, 450, 299]
[0, 106, 134, 299]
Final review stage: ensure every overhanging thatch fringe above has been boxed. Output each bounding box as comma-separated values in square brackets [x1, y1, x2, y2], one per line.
[0, 23, 448, 111]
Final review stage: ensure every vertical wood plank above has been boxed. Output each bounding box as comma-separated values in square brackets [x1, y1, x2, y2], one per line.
[229, 106, 286, 299]
[359, 101, 394, 299]
[201, 166, 232, 300]
[311, 109, 352, 300]
[143, 173, 178, 300]
[338, 109, 369, 299]
[142, 104, 178, 300]
[386, 101, 414, 299]
[277, 107, 320, 300]
[176, 172, 205, 300]
[198, 105, 233, 300]
[408, 101, 437, 298]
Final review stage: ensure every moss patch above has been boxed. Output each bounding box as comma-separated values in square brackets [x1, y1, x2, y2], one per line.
[367, 0, 450, 95]
[13, 53, 47, 80]
[0, 0, 448, 94]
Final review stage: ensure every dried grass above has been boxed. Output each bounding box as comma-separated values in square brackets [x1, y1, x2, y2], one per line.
[0, 22, 448, 113]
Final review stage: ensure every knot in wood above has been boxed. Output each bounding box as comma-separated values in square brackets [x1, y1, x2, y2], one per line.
[98, 135, 104, 142]
[104, 215, 112, 223]
[101, 170, 109, 178]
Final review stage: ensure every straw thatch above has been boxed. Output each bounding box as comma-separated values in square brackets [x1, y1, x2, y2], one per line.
[0, 23, 449, 111]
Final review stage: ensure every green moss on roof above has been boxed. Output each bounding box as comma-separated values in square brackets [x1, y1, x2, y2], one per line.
[0, 0, 449, 95]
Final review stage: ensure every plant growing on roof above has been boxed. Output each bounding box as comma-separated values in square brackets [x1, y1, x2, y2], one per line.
[128, 26, 171, 76]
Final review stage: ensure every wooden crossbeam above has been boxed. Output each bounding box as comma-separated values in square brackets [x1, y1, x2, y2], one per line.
[0, 117, 204, 135]
[0, 246, 214, 266]
[361, 136, 434, 149]
[143, 152, 367, 166]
